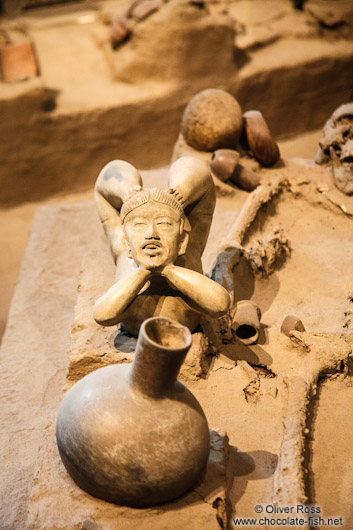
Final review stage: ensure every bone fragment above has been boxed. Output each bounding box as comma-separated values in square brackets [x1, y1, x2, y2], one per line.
[273, 332, 352, 510]
[274, 375, 310, 506]
[212, 175, 287, 295]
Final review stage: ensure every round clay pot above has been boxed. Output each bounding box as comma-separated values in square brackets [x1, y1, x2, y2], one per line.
[181, 88, 243, 151]
[56, 317, 210, 507]
[210, 149, 240, 181]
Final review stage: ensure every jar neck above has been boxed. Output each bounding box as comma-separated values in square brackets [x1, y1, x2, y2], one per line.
[130, 317, 192, 398]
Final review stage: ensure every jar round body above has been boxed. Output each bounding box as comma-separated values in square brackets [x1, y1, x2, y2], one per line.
[56, 363, 210, 507]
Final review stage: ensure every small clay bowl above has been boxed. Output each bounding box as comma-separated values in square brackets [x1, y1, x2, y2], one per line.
[210, 149, 240, 181]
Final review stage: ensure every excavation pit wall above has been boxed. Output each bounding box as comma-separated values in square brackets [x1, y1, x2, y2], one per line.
[1, 0, 353, 207]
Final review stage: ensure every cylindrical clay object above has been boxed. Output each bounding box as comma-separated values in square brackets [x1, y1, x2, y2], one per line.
[231, 300, 262, 345]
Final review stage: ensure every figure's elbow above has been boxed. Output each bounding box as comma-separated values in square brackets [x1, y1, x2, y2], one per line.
[93, 299, 121, 327]
[207, 288, 231, 318]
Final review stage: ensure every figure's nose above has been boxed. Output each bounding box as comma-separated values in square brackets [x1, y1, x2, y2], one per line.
[145, 221, 159, 239]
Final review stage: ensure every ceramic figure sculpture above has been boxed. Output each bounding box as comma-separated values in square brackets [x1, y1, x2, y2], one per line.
[94, 156, 230, 336]
[56, 316, 210, 507]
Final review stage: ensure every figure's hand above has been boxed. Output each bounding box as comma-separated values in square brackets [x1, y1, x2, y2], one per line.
[149, 263, 176, 277]
[137, 266, 153, 278]
[136, 266, 153, 294]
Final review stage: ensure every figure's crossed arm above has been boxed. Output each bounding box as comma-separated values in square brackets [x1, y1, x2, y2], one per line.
[94, 264, 230, 327]
[94, 268, 151, 326]
[162, 265, 230, 318]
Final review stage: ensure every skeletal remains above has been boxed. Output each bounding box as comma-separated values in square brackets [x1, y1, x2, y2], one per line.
[211, 176, 352, 520]
[316, 102, 353, 195]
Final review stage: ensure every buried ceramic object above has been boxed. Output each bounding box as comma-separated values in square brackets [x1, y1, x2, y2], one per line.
[210, 148, 260, 191]
[231, 300, 262, 345]
[94, 156, 230, 336]
[230, 164, 260, 192]
[181, 88, 243, 151]
[243, 110, 280, 167]
[56, 316, 210, 507]
[280, 314, 306, 337]
[210, 148, 240, 181]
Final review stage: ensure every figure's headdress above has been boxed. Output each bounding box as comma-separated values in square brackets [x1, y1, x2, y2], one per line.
[95, 156, 211, 232]
[120, 188, 185, 223]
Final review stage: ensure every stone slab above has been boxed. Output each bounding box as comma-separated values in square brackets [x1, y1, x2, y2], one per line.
[0, 201, 102, 530]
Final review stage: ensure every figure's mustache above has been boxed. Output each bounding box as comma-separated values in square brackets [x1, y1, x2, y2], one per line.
[141, 240, 162, 250]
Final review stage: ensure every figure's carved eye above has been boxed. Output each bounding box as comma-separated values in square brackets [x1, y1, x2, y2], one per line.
[157, 221, 172, 227]
[133, 221, 148, 227]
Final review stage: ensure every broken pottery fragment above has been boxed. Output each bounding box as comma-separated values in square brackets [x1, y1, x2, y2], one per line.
[231, 300, 261, 345]
[181, 88, 243, 151]
[280, 314, 306, 337]
[94, 156, 230, 336]
[210, 149, 240, 182]
[56, 316, 210, 507]
[243, 110, 280, 167]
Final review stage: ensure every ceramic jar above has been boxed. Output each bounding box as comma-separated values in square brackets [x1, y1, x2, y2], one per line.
[56, 316, 210, 507]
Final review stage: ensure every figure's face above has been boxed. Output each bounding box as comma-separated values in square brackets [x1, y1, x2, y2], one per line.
[123, 201, 185, 270]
